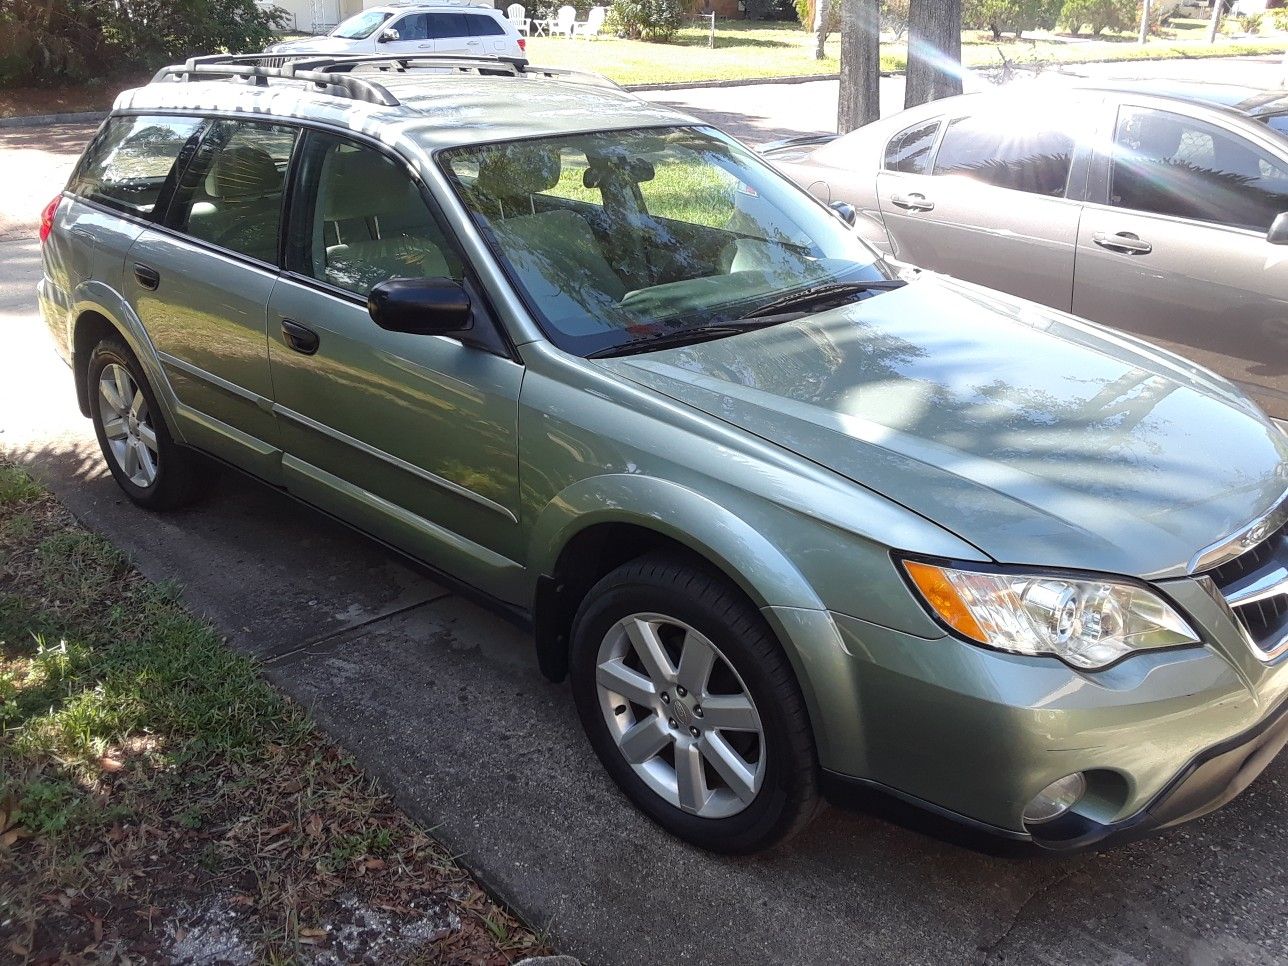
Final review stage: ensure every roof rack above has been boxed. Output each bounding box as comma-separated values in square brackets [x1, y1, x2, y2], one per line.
[150, 52, 621, 108]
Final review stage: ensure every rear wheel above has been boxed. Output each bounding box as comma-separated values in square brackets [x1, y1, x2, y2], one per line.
[570, 553, 820, 853]
[87, 337, 207, 510]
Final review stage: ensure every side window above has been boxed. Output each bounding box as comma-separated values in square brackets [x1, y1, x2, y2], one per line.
[288, 133, 462, 297]
[466, 13, 506, 35]
[69, 115, 204, 218]
[1110, 107, 1288, 233]
[883, 120, 940, 175]
[391, 14, 428, 40]
[933, 113, 1074, 197]
[168, 120, 297, 263]
[426, 12, 468, 37]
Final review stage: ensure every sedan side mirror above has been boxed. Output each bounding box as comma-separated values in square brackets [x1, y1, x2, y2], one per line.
[368, 278, 472, 336]
[1268, 212, 1288, 245]
[830, 201, 857, 227]
[378, 27, 399, 42]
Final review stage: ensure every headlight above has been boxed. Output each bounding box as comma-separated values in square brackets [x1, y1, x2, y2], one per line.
[901, 560, 1199, 669]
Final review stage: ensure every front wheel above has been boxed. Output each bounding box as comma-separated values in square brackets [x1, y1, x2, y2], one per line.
[570, 553, 821, 853]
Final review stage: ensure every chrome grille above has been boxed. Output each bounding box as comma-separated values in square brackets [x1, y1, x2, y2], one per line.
[1207, 520, 1288, 661]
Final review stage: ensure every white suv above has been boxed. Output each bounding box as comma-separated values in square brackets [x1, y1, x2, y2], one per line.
[265, 0, 525, 60]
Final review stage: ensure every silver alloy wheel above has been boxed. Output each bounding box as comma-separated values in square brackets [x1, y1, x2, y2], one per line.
[596, 613, 766, 819]
[98, 363, 159, 488]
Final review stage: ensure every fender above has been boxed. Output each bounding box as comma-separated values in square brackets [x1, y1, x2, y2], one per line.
[528, 474, 828, 614]
[70, 282, 186, 442]
[527, 474, 870, 772]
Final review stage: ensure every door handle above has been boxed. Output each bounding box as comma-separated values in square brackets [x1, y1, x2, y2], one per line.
[417, 42, 432, 47]
[280, 319, 320, 355]
[890, 192, 935, 212]
[1093, 231, 1153, 255]
[133, 263, 160, 290]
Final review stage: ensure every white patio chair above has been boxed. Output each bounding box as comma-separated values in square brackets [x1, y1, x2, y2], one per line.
[573, 5, 607, 38]
[506, 3, 530, 35]
[553, 4, 577, 37]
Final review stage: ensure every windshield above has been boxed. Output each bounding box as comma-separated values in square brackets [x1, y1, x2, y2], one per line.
[439, 126, 893, 356]
[330, 10, 392, 38]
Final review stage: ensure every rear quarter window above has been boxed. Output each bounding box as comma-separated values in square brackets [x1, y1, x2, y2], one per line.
[466, 12, 507, 35]
[69, 115, 204, 218]
[883, 120, 940, 174]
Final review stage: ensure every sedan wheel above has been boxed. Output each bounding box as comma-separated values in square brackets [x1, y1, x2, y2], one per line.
[98, 362, 159, 488]
[596, 613, 765, 819]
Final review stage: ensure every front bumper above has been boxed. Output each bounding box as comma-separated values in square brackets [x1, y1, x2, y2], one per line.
[767, 575, 1288, 848]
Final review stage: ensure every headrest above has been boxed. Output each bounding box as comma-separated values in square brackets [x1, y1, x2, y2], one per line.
[1134, 115, 1182, 163]
[475, 143, 562, 199]
[583, 156, 655, 189]
[206, 145, 280, 200]
[321, 148, 420, 221]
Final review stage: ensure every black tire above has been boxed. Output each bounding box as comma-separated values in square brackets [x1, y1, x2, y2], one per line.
[87, 336, 208, 510]
[570, 552, 821, 853]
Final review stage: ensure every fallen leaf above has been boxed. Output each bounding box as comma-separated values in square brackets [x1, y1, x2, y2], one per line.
[99, 757, 125, 773]
[306, 814, 323, 839]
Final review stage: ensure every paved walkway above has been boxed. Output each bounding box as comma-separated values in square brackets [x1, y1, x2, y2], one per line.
[3, 64, 1287, 965]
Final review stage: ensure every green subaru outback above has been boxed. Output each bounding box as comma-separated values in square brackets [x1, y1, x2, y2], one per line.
[37, 53, 1288, 854]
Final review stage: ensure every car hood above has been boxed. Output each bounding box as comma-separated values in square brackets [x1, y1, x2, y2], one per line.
[599, 276, 1288, 578]
[267, 35, 356, 53]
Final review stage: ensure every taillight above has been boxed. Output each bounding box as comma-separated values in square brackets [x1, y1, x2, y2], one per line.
[517, 37, 526, 54]
[39, 195, 61, 244]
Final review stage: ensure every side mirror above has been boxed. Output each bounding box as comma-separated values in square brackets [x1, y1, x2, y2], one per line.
[1269, 212, 1288, 245]
[368, 278, 472, 336]
[830, 201, 858, 227]
[378, 27, 399, 42]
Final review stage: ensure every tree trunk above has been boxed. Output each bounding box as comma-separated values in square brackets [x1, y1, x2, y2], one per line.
[1206, 0, 1222, 42]
[1139, 0, 1152, 44]
[814, 0, 830, 59]
[838, 0, 881, 132]
[904, 0, 962, 108]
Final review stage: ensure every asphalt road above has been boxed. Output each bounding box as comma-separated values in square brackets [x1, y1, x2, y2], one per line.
[3, 67, 1288, 965]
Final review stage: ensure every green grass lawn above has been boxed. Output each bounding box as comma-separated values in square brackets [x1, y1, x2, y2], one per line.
[525, 19, 1288, 87]
[0, 463, 548, 961]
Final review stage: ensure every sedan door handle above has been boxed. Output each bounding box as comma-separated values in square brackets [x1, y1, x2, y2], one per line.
[133, 263, 160, 291]
[280, 319, 319, 355]
[890, 192, 935, 212]
[1093, 231, 1153, 255]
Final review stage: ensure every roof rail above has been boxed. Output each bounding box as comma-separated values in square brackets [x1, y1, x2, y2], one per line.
[149, 52, 623, 107]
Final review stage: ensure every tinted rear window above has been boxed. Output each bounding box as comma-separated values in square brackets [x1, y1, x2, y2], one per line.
[883, 120, 940, 175]
[466, 12, 506, 35]
[69, 115, 204, 218]
[426, 12, 468, 37]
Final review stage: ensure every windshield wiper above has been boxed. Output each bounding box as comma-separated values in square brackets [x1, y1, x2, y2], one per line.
[587, 319, 786, 359]
[739, 279, 907, 321]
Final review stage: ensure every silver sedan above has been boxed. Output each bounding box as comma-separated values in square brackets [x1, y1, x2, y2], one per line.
[762, 81, 1288, 421]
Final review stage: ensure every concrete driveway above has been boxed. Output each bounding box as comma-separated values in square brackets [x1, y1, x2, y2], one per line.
[3, 94, 1287, 966]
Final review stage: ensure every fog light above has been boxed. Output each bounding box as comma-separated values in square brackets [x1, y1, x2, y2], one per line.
[1023, 773, 1086, 824]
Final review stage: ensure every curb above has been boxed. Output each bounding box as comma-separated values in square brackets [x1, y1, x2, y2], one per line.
[625, 71, 844, 92]
[0, 110, 107, 130]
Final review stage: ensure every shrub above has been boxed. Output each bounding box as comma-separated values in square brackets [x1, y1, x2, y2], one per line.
[0, 0, 286, 86]
[964, 0, 1062, 40]
[602, 0, 684, 41]
[1273, 7, 1288, 31]
[1237, 10, 1264, 33]
[1058, 0, 1135, 35]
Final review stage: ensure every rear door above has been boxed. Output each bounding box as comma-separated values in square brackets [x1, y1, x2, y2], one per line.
[426, 12, 471, 54]
[1073, 103, 1288, 420]
[126, 118, 299, 480]
[876, 102, 1095, 310]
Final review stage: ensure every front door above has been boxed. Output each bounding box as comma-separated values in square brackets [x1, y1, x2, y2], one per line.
[268, 130, 526, 599]
[1073, 105, 1288, 420]
[876, 107, 1088, 311]
[128, 117, 299, 480]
